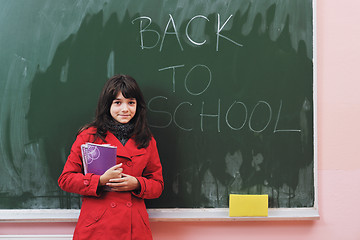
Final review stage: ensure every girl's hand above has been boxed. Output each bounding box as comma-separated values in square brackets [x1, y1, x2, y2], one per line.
[99, 163, 123, 186]
[106, 173, 140, 192]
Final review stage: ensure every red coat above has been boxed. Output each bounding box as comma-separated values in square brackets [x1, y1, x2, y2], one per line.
[58, 127, 164, 240]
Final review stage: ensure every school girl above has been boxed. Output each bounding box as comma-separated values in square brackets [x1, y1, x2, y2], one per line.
[58, 74, 164, 240]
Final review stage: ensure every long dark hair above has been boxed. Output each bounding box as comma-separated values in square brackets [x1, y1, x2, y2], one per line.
[82, 74, 152, 148]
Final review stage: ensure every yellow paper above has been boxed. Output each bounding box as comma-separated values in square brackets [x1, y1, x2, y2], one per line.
[229, 194, 268, 217]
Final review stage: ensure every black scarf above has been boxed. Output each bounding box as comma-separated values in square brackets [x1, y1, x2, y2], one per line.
[105, 119, 135, 146]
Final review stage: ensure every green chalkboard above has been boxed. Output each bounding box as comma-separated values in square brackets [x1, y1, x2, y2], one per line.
[0, 0, 314, 209]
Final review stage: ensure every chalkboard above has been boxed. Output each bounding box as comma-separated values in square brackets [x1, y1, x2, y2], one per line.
[0, 0, 314, 210]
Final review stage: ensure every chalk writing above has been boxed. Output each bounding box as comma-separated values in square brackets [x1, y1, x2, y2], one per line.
[148, 98, 301, 134]
[131, 16, 160, 49]
[200, 99, 221, 132]
[151, 62, 301, 134]
[225, 101, 248, 130]
[173, 102, 193, 131]
[158, 64, 185, 93]
[160, 14, 184, 51]
[132, 13, 244, 51]
[216, 14, 243, 51]
[248, 101, 272, 133]
[147, 96, 172, 128]
[273, 100, 301, 133]
[184, 64, 212, 96]
[185, 15, 209, 46]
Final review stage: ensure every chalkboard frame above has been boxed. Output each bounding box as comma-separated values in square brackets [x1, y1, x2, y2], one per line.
[0, 0, 318, 221]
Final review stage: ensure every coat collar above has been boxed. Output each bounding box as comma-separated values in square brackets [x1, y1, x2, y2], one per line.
[105, 131, 146, 159]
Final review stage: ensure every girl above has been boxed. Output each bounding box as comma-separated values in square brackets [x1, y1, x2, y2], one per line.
[58, 74, 164, 240]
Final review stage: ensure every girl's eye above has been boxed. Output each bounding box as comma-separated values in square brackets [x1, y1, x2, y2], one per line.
[129, 101, 136, 105]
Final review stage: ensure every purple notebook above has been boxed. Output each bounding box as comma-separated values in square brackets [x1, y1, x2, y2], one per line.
[81, 143, 117, 175]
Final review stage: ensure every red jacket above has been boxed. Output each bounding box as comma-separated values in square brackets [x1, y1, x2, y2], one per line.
[58, 127, 164, 240]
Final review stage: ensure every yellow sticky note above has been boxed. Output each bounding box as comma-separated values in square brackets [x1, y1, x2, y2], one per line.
[229, 194, 268, 217]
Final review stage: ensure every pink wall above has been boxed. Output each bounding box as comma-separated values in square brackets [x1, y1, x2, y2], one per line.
[2, 0, 360, 239]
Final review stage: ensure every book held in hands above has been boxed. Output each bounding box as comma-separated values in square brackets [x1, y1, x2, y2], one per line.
[81, 143, 117, 175]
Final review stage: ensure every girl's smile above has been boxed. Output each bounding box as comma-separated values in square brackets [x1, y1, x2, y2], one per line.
[110, 92, 137, 124]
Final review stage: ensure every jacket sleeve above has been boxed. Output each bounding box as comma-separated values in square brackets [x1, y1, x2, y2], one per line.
[133, 138, 164, 199]
[58, 131, 101, 197]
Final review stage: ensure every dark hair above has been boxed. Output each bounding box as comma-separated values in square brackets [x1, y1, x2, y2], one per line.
[82, 74, 152, 148]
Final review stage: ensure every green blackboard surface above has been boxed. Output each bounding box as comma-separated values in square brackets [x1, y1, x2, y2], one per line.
[0, 0, 314, 210]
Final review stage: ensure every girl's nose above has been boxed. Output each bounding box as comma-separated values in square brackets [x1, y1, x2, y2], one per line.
[120, 105, 128, 112]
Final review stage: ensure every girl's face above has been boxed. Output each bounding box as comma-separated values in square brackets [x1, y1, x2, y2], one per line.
[110, 92, 137, 124]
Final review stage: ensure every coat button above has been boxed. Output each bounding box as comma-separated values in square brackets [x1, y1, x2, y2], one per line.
[110, 202, 117, 208]
[83, 180, 90, 186]
[126, 202, 132, 208]
[126, 162, 133, 167]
